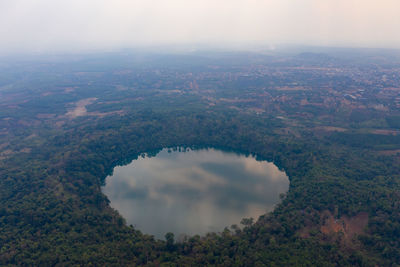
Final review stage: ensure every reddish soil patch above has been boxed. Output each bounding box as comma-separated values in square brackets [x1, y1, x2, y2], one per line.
[298, 211, 369, 247]
[343, 212, 369, 237]
[320, 211, 368, 244]
[321, 216, 343, 235]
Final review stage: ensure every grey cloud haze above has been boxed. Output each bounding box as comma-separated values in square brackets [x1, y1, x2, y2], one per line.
[1, 0, 400, 54]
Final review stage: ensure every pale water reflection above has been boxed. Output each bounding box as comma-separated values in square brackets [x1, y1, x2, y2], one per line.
[102, 148, 289, 239]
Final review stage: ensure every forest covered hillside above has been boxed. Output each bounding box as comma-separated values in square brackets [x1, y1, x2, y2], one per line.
[0, 50, 400, 266]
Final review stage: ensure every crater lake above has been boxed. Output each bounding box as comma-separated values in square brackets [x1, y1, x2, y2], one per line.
[102, 148, 289, 239]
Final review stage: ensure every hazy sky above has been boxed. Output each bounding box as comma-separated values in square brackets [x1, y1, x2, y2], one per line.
[1, 0, 400, 54]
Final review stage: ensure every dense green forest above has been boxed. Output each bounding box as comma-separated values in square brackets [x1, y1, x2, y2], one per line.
[0, 51, 400, 266]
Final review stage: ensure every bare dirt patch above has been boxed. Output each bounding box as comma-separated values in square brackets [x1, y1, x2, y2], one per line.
[298, 211, 369, 247]
[65, 98, 125, 120]
[320, 211, 368, 244]
[66, 98, 97, 118]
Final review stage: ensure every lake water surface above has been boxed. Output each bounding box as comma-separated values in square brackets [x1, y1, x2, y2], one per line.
[102, 148, 289, 239]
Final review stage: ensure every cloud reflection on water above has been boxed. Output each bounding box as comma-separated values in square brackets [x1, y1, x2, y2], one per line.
[102, 148, 289, 239]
